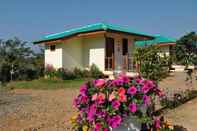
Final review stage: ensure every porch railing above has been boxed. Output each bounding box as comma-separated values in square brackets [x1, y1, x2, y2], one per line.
[105, 55, 135, 72]
[123, 55, 135, 72]
[105, 55, 114, 71]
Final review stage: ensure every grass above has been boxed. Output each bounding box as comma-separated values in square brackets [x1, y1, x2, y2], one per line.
[5, 78, 87, 90]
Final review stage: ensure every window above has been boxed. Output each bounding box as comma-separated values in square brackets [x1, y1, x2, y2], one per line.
[50, 45, 56, 51]
[122, 38, 128, 55]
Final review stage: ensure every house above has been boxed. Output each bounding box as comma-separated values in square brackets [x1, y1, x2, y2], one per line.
[134, 35, 176, 56]
[33, 23, 176, 76]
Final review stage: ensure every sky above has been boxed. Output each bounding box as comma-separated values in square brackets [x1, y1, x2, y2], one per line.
[0, 0, 197, 45]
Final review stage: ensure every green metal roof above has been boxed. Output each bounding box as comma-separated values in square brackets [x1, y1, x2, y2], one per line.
[134, 35, 176, 47]
[33, 23, 155, 43]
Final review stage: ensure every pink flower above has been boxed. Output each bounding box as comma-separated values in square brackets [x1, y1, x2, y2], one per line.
[129, 103, 137, 113]
[94, 79, 105, 87]
[81, 95, 89, 104]
[108, 115, 122, 128]
[143, 95, 151, 105]
[92, 93, 98, 101]
[98, 93, 106, 104]
[87, 104, 97, 122]
[118, 87, 126, 96]
[135, 77, 143, 84]
[112, 100, 120, 109]
[154, 117, 161, 129]
[119, 74, 130, 83]
[156, 89, 165, 97]
[95, 122, 102, 131]
[80, 84, 87, 96]
[109, 92, 116, 101]
[104, 128, 109, 131]
[141, 84, 151, 94]
[119, 94, 127, 102]
[127, 86, 137, 95]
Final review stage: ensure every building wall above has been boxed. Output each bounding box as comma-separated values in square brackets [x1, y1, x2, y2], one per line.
[82, 34, 105, 71]
[158, 46, 170, 56]
[62, 38, 83, 69]
[45, 43, 63, 68]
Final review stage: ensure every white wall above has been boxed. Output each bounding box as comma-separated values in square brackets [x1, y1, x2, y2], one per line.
[62, 38, 83, 69]
[82, 34, 105, 71]
[158, 46, 170, 56]
[45, 43, 63, 68]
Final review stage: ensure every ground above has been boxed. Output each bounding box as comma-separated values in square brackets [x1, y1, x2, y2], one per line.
[0, 72, 196, 131]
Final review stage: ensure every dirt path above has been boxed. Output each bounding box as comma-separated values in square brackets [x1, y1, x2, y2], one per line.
[164, 98, 197, 131]
[0, 89, 79, 131]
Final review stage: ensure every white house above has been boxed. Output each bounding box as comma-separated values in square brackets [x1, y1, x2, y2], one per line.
[33, 23, 176, 76]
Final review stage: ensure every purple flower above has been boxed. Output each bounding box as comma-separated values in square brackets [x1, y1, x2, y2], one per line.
[143, 95, 151, 105]
[112, 79, 123, 86]
[112, 100, 120, 109]
[96, 110, 107, 118]
[87, 104, 97, 122]
[127, 86, 137, 95]
[119, 74, 130, 83]
[141, 84, 151, 94]
[129, 103, 137, 113]
[80, 84, 87, 96]
[108, 115, 122, 128]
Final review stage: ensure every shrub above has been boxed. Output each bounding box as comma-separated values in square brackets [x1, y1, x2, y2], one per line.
[45, 64, 56, 78]
[134, 46, 169, 82]
[61, 69, 77, 80]
[90, 64, 104, 79]
[73, 68, 84, 78]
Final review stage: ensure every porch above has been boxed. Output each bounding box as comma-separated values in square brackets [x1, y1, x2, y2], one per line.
[103, 36, 138, 78]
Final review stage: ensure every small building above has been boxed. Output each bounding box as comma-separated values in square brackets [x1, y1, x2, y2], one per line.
[33, 23, 176, 76]
[134, 35, 176, 56]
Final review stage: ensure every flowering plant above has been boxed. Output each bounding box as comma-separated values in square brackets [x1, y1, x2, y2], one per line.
[72, 74, 164, 131]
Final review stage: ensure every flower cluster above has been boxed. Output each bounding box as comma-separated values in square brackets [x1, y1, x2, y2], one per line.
[72, 74, 163, 131]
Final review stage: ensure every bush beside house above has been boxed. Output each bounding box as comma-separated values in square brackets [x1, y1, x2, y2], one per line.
[45, 64, 104, 80]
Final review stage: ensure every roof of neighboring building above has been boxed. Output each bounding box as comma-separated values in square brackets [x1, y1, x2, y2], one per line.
[134, 35, 176, 47]
[33, 23, 155, 44]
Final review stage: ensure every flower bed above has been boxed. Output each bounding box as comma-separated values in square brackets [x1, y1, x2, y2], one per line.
[71, 74, 165, 131]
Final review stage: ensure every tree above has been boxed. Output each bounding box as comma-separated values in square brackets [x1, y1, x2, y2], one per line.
[175, 32, 197, 66]
[134, 46, 169, 82]
[0, 37, 44, 82]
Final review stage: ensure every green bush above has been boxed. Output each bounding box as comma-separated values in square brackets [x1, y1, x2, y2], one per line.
[61, 69, 77, 80]
[134, 46, 169, 82]
[44, 64, 103, 80]
[73, 68, 84, 78]
[89, 64, 104, 79]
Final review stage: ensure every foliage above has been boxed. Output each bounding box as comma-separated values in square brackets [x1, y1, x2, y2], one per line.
[72, 74, 164, 130]
[175, 32, 197, 84]
[134, 46, 169, 82]
[89, 64, 104, 79]
[0, 37, 44, 82]
[159, 90, 197, 109]
[45, 64, 103, 80]
[175, 32, 197, 66]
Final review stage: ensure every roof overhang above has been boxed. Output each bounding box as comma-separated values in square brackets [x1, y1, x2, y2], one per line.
[34, 29, 154, 44]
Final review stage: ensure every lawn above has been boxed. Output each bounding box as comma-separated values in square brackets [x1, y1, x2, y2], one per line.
[5, 78, 87, 90]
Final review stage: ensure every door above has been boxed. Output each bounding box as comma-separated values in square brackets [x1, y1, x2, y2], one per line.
[114, 38, 123, 71]
[122, 38, 128, 70]
[105, 37, 114, 70]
